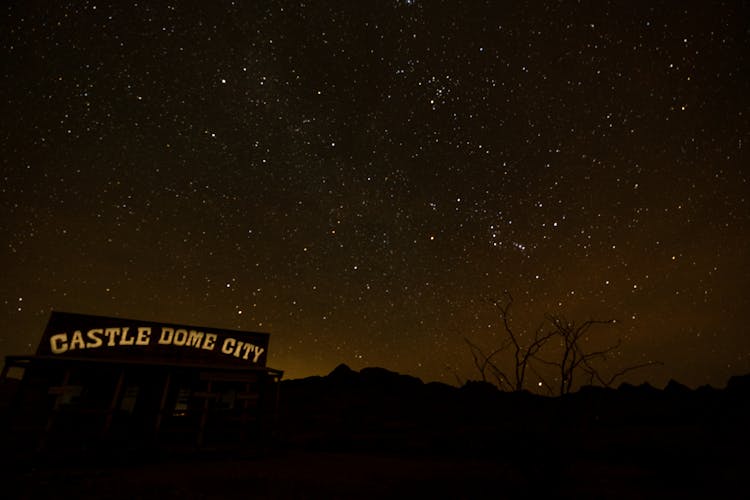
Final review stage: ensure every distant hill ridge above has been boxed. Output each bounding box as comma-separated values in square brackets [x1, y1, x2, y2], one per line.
[284, 363, 750, 396]
[276, 365, 750, 456]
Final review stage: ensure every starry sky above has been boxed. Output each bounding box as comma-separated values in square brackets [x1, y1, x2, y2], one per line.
[2, 1, 749, 389]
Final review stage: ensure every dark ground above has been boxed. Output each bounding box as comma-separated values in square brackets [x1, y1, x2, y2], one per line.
[4, 448, 748, 499]
[2, 366, 750, 499]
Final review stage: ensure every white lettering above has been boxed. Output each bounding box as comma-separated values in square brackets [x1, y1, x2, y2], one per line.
[104, 328, 119, 346]
[202, 333, 217, 350]
[86, 329, 104, 348]
[50, 333, 68, 354]
[233, 340, 244, 357]
[120, 327, 135, 345]
[46, 325, 265, 364]
[240, 342, 253, 360]
[173, 329, 188, 346]
[136, 327, 151, 345]
[186, 330, 204, 347]
[70, 330, 86, 350]
[221, 337, 235, 354]
[159, 327, 174, 345]
[253, 346, 264, 363]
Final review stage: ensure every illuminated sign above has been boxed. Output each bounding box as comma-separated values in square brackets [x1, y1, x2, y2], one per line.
[36, 312, 270, 367]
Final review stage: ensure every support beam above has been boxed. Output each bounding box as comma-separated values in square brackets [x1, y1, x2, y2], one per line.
[197, 380, 212, 448]
[154, 372, 171, 437]
[102, 368, 126, 438]
[38, 367, 71, 452]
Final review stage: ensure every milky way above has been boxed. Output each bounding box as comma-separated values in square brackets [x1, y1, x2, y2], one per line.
[2, 1, 748, 388]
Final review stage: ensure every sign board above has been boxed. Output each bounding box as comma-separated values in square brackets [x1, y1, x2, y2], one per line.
[36, 311, 270, 368]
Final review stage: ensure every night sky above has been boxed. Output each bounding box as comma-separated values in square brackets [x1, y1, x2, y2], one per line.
[2, 1, 749, 389]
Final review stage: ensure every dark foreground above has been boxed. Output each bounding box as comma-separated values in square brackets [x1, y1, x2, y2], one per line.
[3, 447, 748, 499]
[3, 366, 750, 498]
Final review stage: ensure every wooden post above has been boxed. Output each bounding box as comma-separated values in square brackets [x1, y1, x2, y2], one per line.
[272, 373, 281, 438]
[239, 381, 250, 443]
[197, 380, 212, 448]
[102, 368, 125, 438]
[38, 368, 71, 451]
[154, 372, 171, 438]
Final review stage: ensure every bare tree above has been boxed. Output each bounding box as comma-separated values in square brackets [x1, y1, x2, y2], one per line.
[539, 315, 662, 395]
[465, 291, 555, 392]
[466, 293, 661, 394]
[445, 365, 464, 387]
[464, 336, 511, 387]
[584, 360, 664, 388]
[541, 315, 618, 395]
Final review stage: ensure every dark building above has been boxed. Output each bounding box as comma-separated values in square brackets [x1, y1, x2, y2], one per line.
[1, 312, 283, 455]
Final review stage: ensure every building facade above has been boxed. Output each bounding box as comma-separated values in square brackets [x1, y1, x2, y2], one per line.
[1, 312, 283, 454]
